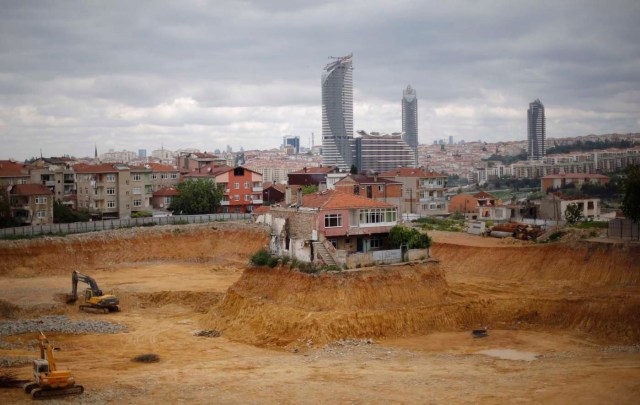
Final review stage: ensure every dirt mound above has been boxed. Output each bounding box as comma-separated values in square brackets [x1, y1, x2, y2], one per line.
[123, 291, 224, 313]
[0, 222, 268, 276]
[203, 241, 640, 348]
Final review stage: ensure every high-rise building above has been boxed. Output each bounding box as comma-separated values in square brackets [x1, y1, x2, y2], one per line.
[322, 53, 354, 171]
[527, 99, 546, 160]
[402, 85, 418, 166]
[283, 135, 300, 154]
[354, 131, 416, 174]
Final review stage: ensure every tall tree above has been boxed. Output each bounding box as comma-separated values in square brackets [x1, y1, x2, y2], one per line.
[621, 164, 640, 223]
[170, 179, 223, 214]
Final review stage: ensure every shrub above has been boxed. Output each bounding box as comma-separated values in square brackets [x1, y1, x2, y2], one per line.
[250, 249, 273, 266]
[131, 211, 152, 218]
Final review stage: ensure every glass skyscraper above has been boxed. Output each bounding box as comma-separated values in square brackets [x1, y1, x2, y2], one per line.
[321, 54, 354, 170]
[527, 99, 546, 160]
[402, 85, 418, 166]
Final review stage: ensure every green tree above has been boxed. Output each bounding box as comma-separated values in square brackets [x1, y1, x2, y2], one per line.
[350, 164, 358, 174]
[620, 164, 640, 223]
[389, 225, 431, 249]
[53, 200, 90, 223]
[170, 179, 223, 214]
[564, 202, 583, 225]
[301, 185, 318, 195]
[0, 189, 20, 228]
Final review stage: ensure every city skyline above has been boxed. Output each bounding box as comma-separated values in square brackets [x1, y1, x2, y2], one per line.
[528, 99, 546, 160]
[1, 1, 639, 160]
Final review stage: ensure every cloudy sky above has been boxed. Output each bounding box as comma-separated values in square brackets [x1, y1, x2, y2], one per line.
[1, 0, 639, 160]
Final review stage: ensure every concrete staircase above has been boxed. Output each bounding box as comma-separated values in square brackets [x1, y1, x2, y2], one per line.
[313, 242, 337, 266]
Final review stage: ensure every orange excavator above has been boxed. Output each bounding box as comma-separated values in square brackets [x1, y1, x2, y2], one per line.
[23, 332, 84, 400]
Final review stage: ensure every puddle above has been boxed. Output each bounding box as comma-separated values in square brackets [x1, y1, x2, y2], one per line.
[476, 348, 540, 361]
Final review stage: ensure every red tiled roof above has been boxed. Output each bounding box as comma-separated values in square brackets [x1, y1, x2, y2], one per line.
[379, 167, 446, 178]
[0, 160, 29, 177]
[473, 191, 498, 199]
[290, 166, 337, 174]
[73, 163, 122, 173]
[253, 205, 271, 215]
[152, 187, 179, 197]
[302, 190, 394, 210]
[10, 184, 52, 196]
[336, 174, 402, 185]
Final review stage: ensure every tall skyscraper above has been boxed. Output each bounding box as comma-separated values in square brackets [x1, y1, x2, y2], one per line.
[527, 99, 546, 160]
[322, 53, 354, 170]
[402, 85, 418, 166]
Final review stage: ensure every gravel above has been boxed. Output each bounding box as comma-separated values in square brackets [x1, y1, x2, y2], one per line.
[0, 315, 126, 349]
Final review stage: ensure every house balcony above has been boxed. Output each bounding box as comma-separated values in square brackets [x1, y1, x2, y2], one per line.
[419, 197, 447, 203]
[251, 199, 263, 205]
[43, 180, 56, 187]
[220, 200, 230, 206]
[252, 186, 263, 192]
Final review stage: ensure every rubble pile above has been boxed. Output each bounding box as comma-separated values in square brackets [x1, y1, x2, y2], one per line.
[490, 222, 543, 240]
[0, 315, 126, 343]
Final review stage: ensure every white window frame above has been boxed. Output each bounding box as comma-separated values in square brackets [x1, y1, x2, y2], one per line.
[244, 181, 249, 189]
[35, 196, 47, 204]
[107, 200, 116, 208]
[106, 174, 116, 182]
[244, 194, 250, 201]
[324, 213, 342, 228]
[132, 174, 142, 181]
[133, 199, 142, 207]
[171, 173, 178, 179]
[106, 187, 116, 195]
[234, 182, 240, 189]
[36, 210, 46, 218]
[133, 187, 142, 195]
[234, 194, 240, 201]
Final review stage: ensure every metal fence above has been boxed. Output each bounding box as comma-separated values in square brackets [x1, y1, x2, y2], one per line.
[608, 218, 640, 240]
[0, 213, 252, 239]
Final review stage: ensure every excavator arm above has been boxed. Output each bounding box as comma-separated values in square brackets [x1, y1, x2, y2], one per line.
[68, 271, 103, 302]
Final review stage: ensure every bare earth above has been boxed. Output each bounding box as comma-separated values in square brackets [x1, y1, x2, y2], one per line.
[0, 224, 639, 404]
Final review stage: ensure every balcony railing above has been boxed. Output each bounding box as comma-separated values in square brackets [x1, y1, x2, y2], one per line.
[220, 200, 230, 206]
[251, 199, 263, 205]
[252, 187, 263, 192]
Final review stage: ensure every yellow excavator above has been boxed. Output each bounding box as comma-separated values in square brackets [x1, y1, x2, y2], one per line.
[24, 332, 84, 400]
[66, 270, 120, 313]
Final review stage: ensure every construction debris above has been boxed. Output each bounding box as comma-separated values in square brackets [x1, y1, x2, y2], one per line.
[489, 222, 544, 240]
[132, 353, 160, 363]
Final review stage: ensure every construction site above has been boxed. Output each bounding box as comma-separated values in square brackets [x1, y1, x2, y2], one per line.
[0, 221, 639, 404]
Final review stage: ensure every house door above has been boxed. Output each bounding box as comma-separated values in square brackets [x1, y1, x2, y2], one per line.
[366, 185, 372, 198]
[356, 237, 364, 252]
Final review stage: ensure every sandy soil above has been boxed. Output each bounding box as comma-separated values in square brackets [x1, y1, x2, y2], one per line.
[1, 224, 639, 404]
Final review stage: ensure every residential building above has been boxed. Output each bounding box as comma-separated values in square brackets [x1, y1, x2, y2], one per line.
[182, 165, 263, 213]
[0, 160, 31, 188]
[402, 85, 419, 165]
[541, 173, 610, 192]
[28, 159, 76, 203]
[99, 150, 137, 163]
[540, 193, 601, 221]
[288, 166, 340, 188]
[73, 163, 134, 219]
[176, 152, 226, 173]
[333, 174, 403, 215]
[354, 131, 417, 173]
[146, 163, 180, 191]
[321, 53, 355, 171]
[259, 190, 401, 268]
[152, 187, 179, 210]
[449, 191, 504, 221]
[527, 99, 546, 160]
[8, 184, 54, 225]
[380, 167, 448, 216]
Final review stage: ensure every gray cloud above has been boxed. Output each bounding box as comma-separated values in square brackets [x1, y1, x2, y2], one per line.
[0, 0, 638, 159]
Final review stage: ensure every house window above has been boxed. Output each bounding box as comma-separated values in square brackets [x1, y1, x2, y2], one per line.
[35, 196, 47, 204]
[324, 214, 342, 228]
[369, 238, 381, 249]
[244, 195, 250, 201]
[133, 174, 142, 181]
[353, 185, 359, 195]
[107, 200, 116, 208]
[133, 187, 142, 195]
[171, 173, 178, 179]
[234, 206, 241, 213]
[378, 185, 384, 192]
[133, 200, 142, 207]
[151, 173, 158, 180]
[234, 182, 240, 189]
[244, 181, 249, 189]
[234, 195, 240, 201]
[328, 238, 338, 248]
[106, 174, 116, 182]
[359, 208, 396, 224]
[106, 187, 115, 195]
[161, 173, 167, 179]
[164, 197, 172, 204]
[36, 210, 46, 218]
[587, 201, 594, 210]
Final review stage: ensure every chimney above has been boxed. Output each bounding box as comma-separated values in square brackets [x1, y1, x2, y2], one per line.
[296, 188, 303, 205]
[285, 186, 292, 205]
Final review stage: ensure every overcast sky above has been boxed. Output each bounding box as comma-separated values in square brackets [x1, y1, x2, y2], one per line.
[1, 0, 639, 160]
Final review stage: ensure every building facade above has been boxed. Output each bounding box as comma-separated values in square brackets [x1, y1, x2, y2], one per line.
[9, 184, 54, 225]
[527, 99, 546, 160]
[380, 168, 449, 216]
[355, 131, 417, 173]
[321, 53, 354, 171]
[402, 85, 418, 165]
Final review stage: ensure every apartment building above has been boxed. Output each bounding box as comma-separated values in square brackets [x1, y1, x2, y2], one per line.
[380, 167, 449, 216]
[333, 174, 403, 215]
[0, 160, 31, 188]
[145, 163, 180, 191]
[182, 165, 263, 213]
[28, 158, 76, 204]
[176, 152, 226, 173]
[541, 173, 610, 192]
[288, 166, 340, 187]
[9, 184, 54, 225]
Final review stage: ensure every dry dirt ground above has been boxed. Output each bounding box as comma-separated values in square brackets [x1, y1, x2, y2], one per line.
[0, 223, 639, 404]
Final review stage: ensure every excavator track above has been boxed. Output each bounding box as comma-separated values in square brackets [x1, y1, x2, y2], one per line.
[31, 385, 84, 400]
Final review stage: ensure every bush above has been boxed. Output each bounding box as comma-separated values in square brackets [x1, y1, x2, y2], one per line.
[132, 211, 152, 218]
[389, 225, 432, 249]
[250, 249, 273, 266]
